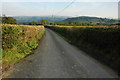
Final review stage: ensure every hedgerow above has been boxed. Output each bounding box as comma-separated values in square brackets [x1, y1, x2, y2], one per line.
[46, 25, 120, 74]
[2, 24, 45, 69]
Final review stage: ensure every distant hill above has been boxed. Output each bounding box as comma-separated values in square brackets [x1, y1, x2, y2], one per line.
[61, 16, 118, 25]
[13, 16, 68, 23]
[13, 16, 119, 25]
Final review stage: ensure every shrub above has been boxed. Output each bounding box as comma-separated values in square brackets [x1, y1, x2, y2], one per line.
[2, 24, 45, 67]
[46, 25, 120, 74]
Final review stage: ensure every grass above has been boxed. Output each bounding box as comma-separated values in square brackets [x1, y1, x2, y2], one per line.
[2, 24, 45, 69]
[46, 25, 120, 75]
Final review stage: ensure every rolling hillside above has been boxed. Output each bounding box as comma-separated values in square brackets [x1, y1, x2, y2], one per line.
[13, 16, 68, 23]
[61, 16, 118, 25]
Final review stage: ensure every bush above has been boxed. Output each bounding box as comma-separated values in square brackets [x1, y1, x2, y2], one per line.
[2, 24, 45, 66]
[46, 25, 120, 74]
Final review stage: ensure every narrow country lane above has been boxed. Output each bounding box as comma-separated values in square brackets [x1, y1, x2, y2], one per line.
[5, 28, 118, 78]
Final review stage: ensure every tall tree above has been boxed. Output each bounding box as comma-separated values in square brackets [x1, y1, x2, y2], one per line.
[32, 21, 38, 25]
[41, 19, 49, 25]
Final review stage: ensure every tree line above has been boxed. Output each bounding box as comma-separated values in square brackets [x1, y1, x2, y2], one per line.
[1, 15, 50, 25]
[1, 15, 119, 26]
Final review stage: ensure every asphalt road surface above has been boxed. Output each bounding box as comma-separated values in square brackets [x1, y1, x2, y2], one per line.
[5, 28, 118, 78]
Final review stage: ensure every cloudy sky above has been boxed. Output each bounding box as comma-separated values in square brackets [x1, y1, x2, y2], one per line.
[1, 0, 119, 2]
[1, 0, 119, 18]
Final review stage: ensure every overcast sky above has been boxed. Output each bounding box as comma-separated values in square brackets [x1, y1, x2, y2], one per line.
[1, 0, 119, 18]
[1, 0, 120, 2]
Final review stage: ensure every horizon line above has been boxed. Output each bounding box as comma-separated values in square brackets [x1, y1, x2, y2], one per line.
[4, 15, 118, 19]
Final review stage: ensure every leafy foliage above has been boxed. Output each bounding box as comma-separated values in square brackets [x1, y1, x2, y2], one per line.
[28, 40, 38, 49]
[46, 25, 120, 73]
[2, 15, 18, 24]
[41, 19, 49, 25]
[2, 24, 45, 67]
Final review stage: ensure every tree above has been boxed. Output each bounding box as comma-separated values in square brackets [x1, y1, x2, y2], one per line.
[32, 21, 38, 25]
[2, 15, 17, 24]
[41, 19, 49, 25]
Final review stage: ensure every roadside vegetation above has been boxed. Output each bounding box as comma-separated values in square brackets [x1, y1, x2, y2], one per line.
[1, 15, 119, 75]
[2, 24, 45, 71]
[46, 25, 120, 75]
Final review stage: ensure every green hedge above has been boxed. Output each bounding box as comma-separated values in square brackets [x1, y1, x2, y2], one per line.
[2, 24, 45, 68]
[46, 26, 120, 74]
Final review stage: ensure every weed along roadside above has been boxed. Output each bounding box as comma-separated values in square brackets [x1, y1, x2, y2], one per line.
[45, 25, 120, 75]
[2, 24, 45, 74]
